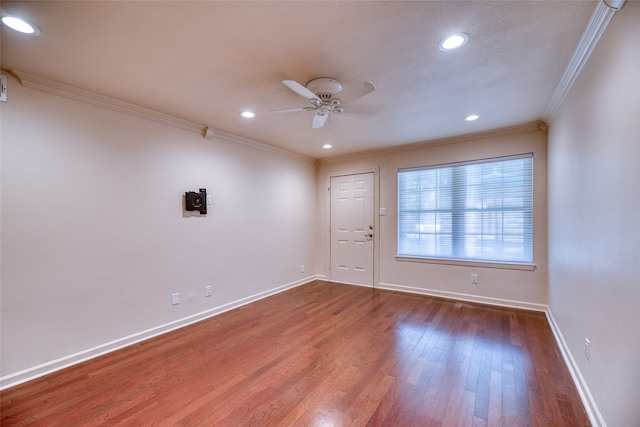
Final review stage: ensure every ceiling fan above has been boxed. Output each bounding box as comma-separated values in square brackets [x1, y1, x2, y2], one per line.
[269, 78, 377, 129]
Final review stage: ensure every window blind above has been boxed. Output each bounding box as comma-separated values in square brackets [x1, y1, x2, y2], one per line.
[398, 154, 533, 264]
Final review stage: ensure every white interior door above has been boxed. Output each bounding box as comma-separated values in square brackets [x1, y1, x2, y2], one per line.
[330, 173, 374, 286]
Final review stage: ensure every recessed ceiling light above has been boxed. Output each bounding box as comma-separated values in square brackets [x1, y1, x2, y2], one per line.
[240, 111, 256, 118]
[322, 144, 332, 149]
[1, 14, 41, 35]
[465, 114, 480, 121]
[438, 33, 468, 51]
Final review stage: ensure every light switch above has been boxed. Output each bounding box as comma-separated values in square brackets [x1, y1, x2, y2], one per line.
[379, 208, 387, 216]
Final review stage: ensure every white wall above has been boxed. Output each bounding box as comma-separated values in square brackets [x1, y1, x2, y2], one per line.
[317, 126, 548, 308]
[547, 1, 640, 425]
[0, 74, 317, 383]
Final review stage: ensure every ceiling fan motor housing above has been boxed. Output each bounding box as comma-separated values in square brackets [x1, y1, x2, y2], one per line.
[306, 78, 343, 100]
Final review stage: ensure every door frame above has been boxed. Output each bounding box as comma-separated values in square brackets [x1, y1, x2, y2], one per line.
[324, 167, 380, 288]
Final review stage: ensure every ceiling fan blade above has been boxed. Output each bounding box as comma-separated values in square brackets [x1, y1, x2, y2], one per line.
[266, 107, 312, 114]
[312, 113, 329, 129]
[338, 81, 376, 104]
[283, 80, 320, 101]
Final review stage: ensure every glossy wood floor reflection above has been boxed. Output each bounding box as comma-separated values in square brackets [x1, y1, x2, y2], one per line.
[1, 281, 589, 426]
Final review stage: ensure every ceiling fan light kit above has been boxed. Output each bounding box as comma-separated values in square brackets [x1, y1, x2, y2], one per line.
[272, 77, 376, 129]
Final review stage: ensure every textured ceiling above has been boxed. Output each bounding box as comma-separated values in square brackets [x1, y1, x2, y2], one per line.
[1, 1, 596, 159]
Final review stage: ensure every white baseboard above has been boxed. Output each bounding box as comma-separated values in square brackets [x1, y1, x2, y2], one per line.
[376, 281, 548, 312]
[544, 310, 605, 427]
[328, 279, 376, 289]
[0, 276, 318, 391]
[1, 276, 605, 427]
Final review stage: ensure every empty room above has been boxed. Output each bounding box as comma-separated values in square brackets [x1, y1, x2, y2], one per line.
[1, 1, 638, 426]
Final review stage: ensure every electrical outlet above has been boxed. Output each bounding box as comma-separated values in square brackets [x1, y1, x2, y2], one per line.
[300, 265, 305, 273]
[172, 293, 180, 305]
[205, 286, 212, 297]
[470, 274, 478, 284]
[585, 338, 591, 360]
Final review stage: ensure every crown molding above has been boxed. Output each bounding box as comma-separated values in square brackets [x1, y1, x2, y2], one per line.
[318, 121, 544, 165]
[8, 70, 312, 162]
[542, 0, 626, 123]
[10, 70, 204, 134]
[207, 128, 314, 161]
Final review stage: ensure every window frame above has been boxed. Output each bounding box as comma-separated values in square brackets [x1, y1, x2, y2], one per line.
[396, 153, 535, 270]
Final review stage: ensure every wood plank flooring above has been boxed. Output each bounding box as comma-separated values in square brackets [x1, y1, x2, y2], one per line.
[1, 281, 590, 426]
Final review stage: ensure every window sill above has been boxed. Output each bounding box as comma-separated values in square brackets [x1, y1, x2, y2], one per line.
[395, 256, 536, 271]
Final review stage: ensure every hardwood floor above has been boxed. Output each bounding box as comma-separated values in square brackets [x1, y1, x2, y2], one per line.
[1, 281, 589, 426]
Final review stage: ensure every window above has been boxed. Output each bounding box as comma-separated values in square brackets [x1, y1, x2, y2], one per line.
[398, 154, 533, 264]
